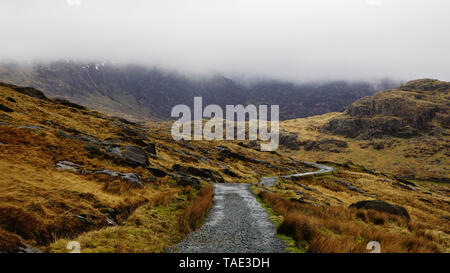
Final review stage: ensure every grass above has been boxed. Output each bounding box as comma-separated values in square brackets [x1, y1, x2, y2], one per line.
[253, 187, 305, 253]
[257, 190, 442, 253]
[178, 184, 214, 234]
[1, 83, 448, 253]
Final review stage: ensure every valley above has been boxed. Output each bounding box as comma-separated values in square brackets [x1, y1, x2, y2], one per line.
[0, 79, 448, 253]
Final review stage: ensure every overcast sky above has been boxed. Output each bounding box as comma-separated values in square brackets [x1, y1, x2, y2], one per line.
[0, 0, 449, 82]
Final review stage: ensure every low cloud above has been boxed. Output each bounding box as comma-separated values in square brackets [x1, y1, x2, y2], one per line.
[0, 0, 449, 82]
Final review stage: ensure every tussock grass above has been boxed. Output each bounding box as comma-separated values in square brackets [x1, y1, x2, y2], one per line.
[259, 191, 441, 253]
[178, 185, 214, 234]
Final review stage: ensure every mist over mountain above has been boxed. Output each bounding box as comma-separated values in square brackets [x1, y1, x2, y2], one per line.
[0, 61, 399, 121]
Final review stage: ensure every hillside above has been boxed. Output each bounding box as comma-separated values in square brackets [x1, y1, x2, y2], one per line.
[0, 81, 449, 253]
[280, 79, 450, 179]
[0, 82, 301, 252]
[0, 62, 396, 121]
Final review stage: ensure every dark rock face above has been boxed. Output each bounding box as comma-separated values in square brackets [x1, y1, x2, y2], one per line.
[0, 64, 391, 121]
[349, 200, 410, 220]
[322, 116, 417, 139]
[279, 132, 300, 150]
[122, 145, 149, 167]
[322, 79, 449, 139]
[0, 82, 48, 100]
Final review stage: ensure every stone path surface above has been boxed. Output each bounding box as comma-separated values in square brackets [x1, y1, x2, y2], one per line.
[173, 183, 286, 253]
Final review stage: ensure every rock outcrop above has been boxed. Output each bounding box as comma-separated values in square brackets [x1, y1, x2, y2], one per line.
[322, 79, 449, 139]
[349, 200, 410, 220]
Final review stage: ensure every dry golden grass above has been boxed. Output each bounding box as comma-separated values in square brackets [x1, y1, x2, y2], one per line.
[178, 185, 214, 234]
[259, 190, 442, 253]
[281, 111, 449, 179]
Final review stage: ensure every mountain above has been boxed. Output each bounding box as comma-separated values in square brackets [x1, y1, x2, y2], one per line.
[0, 61, 397, 121]
[280, 79, 450, 179]
[1, 81, 448, 253]
[0, 81, 304, 252]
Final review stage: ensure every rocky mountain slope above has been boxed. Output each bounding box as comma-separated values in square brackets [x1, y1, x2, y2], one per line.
[0, 81, 448, 253]
[280, 79, 450, 179]
[0, 62, 396, 121]
[0, 82, 302, 252]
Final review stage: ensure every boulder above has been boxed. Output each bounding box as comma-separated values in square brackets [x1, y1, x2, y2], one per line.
[121, 173, 144, 188]
[349, 200, 410, 220]
[122, 145, 149, 167]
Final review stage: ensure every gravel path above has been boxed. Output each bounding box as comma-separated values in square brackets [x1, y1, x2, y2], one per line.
[173, 183, 286, 253]
[282, 162, 334, 178]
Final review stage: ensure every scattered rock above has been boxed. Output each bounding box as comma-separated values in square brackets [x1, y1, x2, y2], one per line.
[102, 137, 125, 145]
[349, 200, 410, 220]
[300, 138, 347, 152]
[19, 244, 42, 253]
[419, 198, 432, 204]
[260, 177, 277, 187]
[145, 176, 157, 183]
[279, 132, 299, 150]
[104, 214, 117, 226]
[121, 173, 144, 188]
[371, 142, 385, 150]
[147, 167, 168, 177]
[122, 145, 149, 167]
[54, 99, 86, 110]
[0, 104, 13, 113]
[333, 179, 364, 193]
[94, 169, 121, 177]
[7, 97, 16, 103]
[75, 215, 94, 225]
[18, 125, 46, 131]
[84, 144, 102, 157]
[105, 146, 123, 158]
[222, 168, 240, 178]
[0, 121, 11, 126]
[172, 164, 224, 183]
[393, 182, 416, 191]
[55, 161, 79, 171]
[143, 143, 157, 156]
[176, 175, 201, 190]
